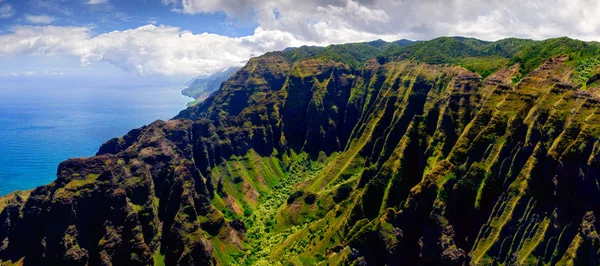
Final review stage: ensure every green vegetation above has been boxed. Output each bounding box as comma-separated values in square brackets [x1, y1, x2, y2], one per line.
[261, 36, 600, 81]
[458, 56, 510, 78]
[65, 173, 99, 189]
[278, 42, 385, 69]
[205, 151, 337, 265]
[278, 39, 408, 70]
[3, 36, 600, 266]
[574, 55, 600, 86]
[511, 37, 600, 79]
[152, 250, 165, 266]
[313, 43, 386, 69]
[377, 37, 535, 77]
[0, 190, 31, 213]
[239, 155, 330, 265]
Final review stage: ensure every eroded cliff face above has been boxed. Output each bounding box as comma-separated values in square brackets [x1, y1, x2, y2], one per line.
[0, 42, 599, 266]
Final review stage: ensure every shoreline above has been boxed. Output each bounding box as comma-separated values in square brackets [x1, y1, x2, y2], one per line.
[0, 84, 196, 196]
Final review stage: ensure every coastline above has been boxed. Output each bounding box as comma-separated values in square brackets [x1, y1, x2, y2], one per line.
[0, 85, 194, 196]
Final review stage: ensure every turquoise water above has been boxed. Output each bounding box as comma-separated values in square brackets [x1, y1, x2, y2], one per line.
[0, 82, 191, 195]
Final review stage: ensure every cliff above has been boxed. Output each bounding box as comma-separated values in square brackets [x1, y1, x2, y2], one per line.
[0, 37, 599, 266]
[182, 67, 241, 104]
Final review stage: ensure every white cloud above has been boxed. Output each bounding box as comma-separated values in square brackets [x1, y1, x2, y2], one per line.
[25, 14, 57, 24]
[3, 0, 600, 77]
[81, 25, 319, 76]
[0, 3, 14, 18]
[175, 0, 600, 42]
[87, 0, 108, 5]
[0, 25, 319, 76]
[0, 26, 90, 56]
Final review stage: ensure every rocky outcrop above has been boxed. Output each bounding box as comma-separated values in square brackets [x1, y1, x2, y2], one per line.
[1, 38, 600, 265]
[0, 119, 224, 265]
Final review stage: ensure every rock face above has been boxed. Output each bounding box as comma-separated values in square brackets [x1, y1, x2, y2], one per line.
[0, 37, 600, 265]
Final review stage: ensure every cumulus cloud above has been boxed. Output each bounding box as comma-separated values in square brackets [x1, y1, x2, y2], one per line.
[0, 25, 317, 76]
[24, 14, 56, 24]
[177, 0, 600, 42]
[3, 0, 600, 77]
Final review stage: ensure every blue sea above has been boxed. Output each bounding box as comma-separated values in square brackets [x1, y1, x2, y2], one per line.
[0, 81, 192, 195]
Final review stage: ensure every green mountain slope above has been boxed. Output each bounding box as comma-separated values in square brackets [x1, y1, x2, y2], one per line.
[0, 37, 599, 266]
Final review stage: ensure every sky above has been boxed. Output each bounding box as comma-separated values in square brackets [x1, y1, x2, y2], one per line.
[1, 0, 600, 81]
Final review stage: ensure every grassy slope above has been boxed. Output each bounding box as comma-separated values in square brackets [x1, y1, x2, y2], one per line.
[207, 37, 600, 265]
[3, 37, 600, 266]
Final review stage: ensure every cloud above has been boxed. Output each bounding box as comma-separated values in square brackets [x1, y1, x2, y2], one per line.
[0, 24, 318, 76]
[3, 0, 600, 77]
[25, 14, 56, 24]
[175, 0, 600, 42]
[87, 0, 108, 5]
[0, 3, 14, 18]
[0, 26, 89, 56]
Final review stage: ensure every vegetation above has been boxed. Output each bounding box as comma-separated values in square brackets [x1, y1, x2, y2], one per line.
[458, 56, 510, 78]
[238, 155, 330, 265]
[511, 37, 600, 79]
[2, 36, 600, 266]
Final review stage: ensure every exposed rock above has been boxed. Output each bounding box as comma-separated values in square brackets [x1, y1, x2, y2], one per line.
[2, 38, 600, 265]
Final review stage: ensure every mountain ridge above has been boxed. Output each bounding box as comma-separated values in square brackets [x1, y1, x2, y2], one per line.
[0, 36, 599, 266]
[182, 67, 241, 105]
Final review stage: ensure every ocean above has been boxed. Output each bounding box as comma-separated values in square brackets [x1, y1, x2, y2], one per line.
[0, 82, 192, 195]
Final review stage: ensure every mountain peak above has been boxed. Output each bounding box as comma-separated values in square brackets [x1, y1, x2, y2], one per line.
[1, 37, 599, 265]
